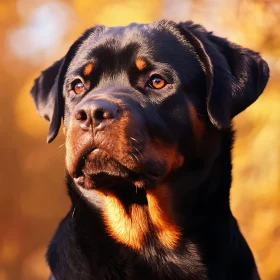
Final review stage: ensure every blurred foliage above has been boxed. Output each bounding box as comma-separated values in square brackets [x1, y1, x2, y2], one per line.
[0, 0, 279, 279]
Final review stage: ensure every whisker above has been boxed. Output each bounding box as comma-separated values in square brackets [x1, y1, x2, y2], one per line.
[57, 143, 65, 149]
[131, 152, 140, 163]
[130, 137, 141, 145]
[72, 191, 84, 219]
[133, 147, 143, 158]
[129, 138, 143, 156]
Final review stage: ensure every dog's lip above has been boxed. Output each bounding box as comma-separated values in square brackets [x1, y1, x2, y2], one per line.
[74, 171, 161, 191]
[74, 170, 138, 190]
[74, 175, 85, 185]
[71, 145, 95, 178]
[72, 148, 139, 189]
[72, 147, 162, 190]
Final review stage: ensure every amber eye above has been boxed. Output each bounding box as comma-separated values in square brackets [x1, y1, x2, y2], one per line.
[73, 80, 85, 95]
[149, 76, 166, 89]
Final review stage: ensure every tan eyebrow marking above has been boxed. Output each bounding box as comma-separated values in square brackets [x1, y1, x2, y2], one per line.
[135, 57, 147, 71]
[83, 63, 94, 76]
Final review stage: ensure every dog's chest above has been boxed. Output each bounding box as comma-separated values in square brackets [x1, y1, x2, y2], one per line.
[95, 243, 208, 280]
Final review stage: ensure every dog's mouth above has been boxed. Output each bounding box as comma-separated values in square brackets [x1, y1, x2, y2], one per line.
[72, 148, 160, 191]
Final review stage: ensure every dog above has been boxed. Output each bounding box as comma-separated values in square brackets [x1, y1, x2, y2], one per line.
[30, 20, 269, 280]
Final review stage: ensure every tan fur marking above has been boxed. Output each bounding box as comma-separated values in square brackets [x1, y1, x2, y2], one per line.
[150, 143, 184, 176]
[83, 63, 94, 76]
[101, 187, 181, 250]
[65, 117, 92, 178]
[188, 101, 205, 144]
[135, 58, 147, 71]
[101, 193, 149, 250]
[147, 185, 181, 249]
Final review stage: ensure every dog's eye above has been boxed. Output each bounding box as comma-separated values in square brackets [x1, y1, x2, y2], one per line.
[149, 76, 166, 89]
[73, 80, 85, 95]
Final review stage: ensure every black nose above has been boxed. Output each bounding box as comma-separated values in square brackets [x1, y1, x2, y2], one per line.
[75, 100, 118, 131]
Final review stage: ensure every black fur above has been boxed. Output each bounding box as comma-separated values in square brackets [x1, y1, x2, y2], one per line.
[31, 20, 269, 280]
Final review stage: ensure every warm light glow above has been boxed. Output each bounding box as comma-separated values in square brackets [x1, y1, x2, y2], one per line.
[1, 0, 279, 279]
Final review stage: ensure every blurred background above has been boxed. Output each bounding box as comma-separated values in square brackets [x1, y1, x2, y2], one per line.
[0, 0, 279, 279]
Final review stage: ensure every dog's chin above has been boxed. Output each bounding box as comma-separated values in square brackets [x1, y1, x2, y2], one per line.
[71, 149, 161, 191]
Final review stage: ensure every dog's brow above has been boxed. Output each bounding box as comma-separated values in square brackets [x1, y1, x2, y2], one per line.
[83, 63, 94, 76]
[135, 57, 147, 71]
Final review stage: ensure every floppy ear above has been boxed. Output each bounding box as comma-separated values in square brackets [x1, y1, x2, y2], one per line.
[177, 21, 270, 129]
[30, 26, 100, 143]
[31, 58, 65, 143]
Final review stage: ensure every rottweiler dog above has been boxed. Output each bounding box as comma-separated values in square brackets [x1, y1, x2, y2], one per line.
[31, 20, 269, 280]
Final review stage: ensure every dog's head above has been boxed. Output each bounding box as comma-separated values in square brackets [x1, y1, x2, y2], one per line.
[31, 20, 268, 188]
[31, 21, 269, 249]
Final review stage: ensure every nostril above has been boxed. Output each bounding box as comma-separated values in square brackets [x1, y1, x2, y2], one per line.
[75, 110, 87, 121]
[93, 108, 117, 121]
[93, 108, 116, 121]
[94, 108, 105, 121]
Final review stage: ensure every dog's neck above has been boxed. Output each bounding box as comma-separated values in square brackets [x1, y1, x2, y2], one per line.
[176, 128, 233, 226]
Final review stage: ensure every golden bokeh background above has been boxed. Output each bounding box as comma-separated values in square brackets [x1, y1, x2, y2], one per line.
[0, 0, 279, 279]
